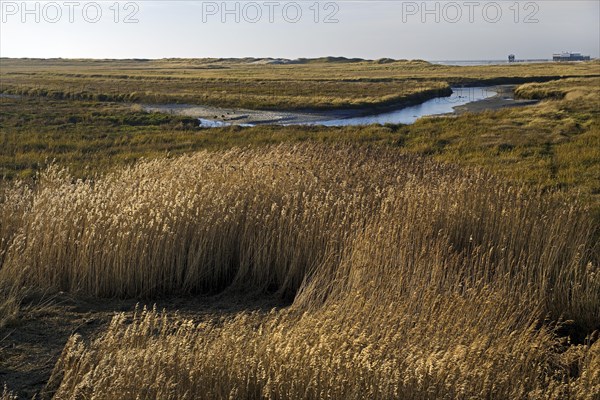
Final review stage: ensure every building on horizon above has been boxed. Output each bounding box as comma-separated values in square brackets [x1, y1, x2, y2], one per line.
[552, 52, 591, 62]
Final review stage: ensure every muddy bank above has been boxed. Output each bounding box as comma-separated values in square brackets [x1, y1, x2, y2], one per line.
[143, 85, 535, 127]
[143, 103, 343, 126]
[452, 85, 539, 114]
[143, 87, 453, 127]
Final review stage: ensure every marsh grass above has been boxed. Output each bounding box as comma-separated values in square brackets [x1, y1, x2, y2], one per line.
[2, 58, 598, 110]
[49, 295, 600, 399]
[1, 62, 599, 398]
[516, 77, 600, 102]
[2, 77, 599, 208]
[0, 288, 19, 330]
[0, 144, 597, 398]
[0, 182, 32, 328]
[0, 386, 17, 400]
[0, 75, 450, 111]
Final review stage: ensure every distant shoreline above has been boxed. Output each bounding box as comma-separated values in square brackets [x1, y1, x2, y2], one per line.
[431, 59, 552, 66]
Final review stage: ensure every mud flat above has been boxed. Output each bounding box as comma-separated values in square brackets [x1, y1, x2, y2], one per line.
[453, 85, 539, 114]
[142, 103, 358, 126]
[142, 85, 538, 127]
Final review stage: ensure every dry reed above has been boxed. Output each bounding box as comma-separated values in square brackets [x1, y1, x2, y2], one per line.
[0, 144, 598, 398]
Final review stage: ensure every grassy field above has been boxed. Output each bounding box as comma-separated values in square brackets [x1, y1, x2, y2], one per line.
[2, 76, 599, 208]
[2, 145, 599, 399]
[1, 58, 598, 109]
[1, 59, 599, 399]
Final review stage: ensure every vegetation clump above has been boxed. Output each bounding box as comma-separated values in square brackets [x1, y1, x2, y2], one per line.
[0, 145, 598, 398]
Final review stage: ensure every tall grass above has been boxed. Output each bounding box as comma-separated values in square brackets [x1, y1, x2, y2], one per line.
[0, 183, 32, 328]
[2, 145, 408, 298]
[49, 294, 599, 399]
[515, 77, 600, 103]
[0, 144, 597, 398]
[0, 386, 17, 400]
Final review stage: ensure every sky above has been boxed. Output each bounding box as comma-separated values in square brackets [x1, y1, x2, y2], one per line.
[1, 1, 599, 60]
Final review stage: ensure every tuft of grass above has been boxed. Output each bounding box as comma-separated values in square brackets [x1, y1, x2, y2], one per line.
[0, 386, 18, 400]
[0, 288, 20, 330]
[515, 77, 600, 102]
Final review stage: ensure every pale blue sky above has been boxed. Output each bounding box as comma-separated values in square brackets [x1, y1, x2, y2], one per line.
[1, 1, 598, 60]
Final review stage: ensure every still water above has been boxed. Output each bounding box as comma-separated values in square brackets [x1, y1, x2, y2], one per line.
[307, 87, 497, 126]
[195, 87, 497, 128]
